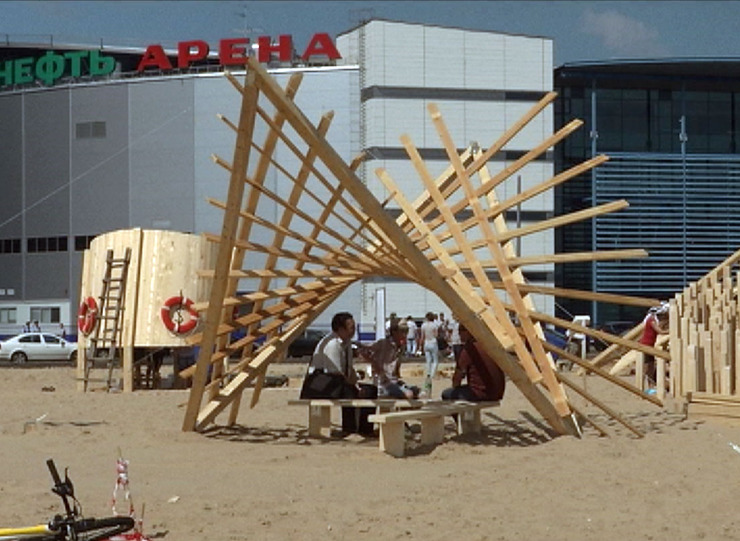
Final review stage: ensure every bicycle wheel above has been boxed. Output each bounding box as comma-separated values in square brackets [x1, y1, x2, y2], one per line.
[72, 516, 134, 541]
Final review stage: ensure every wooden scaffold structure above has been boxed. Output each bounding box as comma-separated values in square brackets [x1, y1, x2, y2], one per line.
[181, 57, 669, 437]
[669, 249, 740, 423]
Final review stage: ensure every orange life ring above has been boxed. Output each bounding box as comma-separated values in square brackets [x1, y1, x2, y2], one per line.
[160, 295, 199, 334]
[77, 296, 98, 336]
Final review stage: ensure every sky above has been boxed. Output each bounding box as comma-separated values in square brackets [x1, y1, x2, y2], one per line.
[0, 1, 737, 66]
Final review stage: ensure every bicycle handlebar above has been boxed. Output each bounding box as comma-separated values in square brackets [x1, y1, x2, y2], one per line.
[46, 458, 74, 519]
[42, 459, 135, 541]
[46, 458, 62, 486]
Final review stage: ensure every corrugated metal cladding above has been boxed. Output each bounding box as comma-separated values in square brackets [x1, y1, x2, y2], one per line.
[0, 21, 556, 337]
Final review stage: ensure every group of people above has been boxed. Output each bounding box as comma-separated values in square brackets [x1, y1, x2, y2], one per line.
[387, 312, 462, 395]
[21, 320, 41, 333]
[299, 311, 506, 437]
[21, 321, 66, 339]
[297, 302, 671, 436]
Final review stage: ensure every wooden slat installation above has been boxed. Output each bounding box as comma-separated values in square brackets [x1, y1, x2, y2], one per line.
[670, 248, 740, 404]
[182, 56, 666, 437]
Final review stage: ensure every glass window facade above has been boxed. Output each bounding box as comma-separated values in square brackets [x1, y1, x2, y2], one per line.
[555, 61, 740, 325]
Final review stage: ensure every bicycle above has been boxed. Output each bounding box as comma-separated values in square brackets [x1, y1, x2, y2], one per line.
[0, 459, 134, 541]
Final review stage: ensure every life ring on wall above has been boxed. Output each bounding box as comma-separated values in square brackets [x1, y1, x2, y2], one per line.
[160, 295, 200, 335]
[77, 296, 98, 336]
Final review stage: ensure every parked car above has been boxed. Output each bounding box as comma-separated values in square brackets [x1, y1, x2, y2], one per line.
[0, 332, 78, 364]
[286, 328, 326, 358]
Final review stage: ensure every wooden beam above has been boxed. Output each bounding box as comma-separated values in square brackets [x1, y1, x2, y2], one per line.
[182, 68, 260, 432]
[505, 249, 648, 268]
[427, 102, 571, 418]
[558, 373, 644, 438]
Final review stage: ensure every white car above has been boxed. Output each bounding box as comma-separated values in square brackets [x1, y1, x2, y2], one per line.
[0, 332, 78, 364]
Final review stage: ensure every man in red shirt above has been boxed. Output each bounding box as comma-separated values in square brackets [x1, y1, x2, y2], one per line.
[639, 302, 669, 387]
[441, 323, 505, 402]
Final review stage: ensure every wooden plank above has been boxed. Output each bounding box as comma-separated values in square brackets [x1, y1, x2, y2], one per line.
[368, 401, 499, 424]
[688, 402, 740, 419]
[478, 160, 558, 374]
[420, 417, 446, 446]
[375, 166, 516, 354]
[540, 339, 662, 407]
[568, 402, 610, 438]
[427, 103, 572, 419]
[504, 249, 648, 267]
[669, 299, 681, 396]
[419, 118, 585, 240]
[398, 133, 543, 383]
[527, 309, 671, 361]
[489, 283, 659, 309]
[182, 67, 260, 432]
[558, 373, 644, 438]
[421, 155, 610, 252]
[396, 93, 559, 236]
[588, 322, 646, 369]
[690, 391, 740, 404]
[497, 200, 630, 243]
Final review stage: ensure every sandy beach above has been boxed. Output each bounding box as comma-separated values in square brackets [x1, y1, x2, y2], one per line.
[2, 361, 740, 541]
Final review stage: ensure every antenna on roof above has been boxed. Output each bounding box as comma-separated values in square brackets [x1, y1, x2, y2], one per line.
[233, 1, 265, 39]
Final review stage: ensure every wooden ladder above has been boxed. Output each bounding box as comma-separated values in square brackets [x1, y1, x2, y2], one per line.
[84, 248, 132, 391]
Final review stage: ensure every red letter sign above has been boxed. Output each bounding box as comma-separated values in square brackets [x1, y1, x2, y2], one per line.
[178, 40, 209, 68]
[219, 38, 250, 66]
[301, 33, 341, 61]
[257, 35, 293, 63]
[137, 45, 173, 71]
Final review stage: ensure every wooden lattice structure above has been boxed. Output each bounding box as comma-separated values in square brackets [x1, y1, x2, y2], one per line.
[669, 249, 740, 422]
[181, 57, 669, 437]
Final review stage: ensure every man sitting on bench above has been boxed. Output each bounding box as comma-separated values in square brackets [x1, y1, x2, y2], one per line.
[441, 322, 505, 402]
[359, 321, 420, 399]
[299, 312, 376, 437]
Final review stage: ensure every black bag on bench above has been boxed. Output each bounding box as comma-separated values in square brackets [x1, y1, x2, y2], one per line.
[299, 369, 347, 399]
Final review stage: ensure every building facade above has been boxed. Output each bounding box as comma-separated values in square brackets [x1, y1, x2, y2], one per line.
[0, 20, 556, 340]
[554, 60, 740, 326]
[338, 20, 555, 329]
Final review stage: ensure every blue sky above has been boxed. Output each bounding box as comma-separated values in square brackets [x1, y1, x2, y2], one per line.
[0, 1, 735, 65]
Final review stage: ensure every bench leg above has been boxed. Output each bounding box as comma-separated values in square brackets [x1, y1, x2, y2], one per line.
[421, 416, 445, 446]
[377, 422, 406, 457]
[308, 405, 331, 437]
[458, 409, 482, 435]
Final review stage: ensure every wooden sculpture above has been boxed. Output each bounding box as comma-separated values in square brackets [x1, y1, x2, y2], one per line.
[181, 57, 667, 437]
[669, 249, 740, 423]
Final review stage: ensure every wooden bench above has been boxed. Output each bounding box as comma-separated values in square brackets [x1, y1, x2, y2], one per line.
[287, 398, 430, 438]
[368, 401, 500, 457]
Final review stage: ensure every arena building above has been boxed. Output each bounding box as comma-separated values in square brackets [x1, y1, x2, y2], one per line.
[0, 19, 555, 340]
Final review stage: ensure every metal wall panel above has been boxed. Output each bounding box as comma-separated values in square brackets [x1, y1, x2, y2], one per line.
[0, 94, 23, 238]
[594, 153, 740, 294]
[70, 83, 130, 235]
[463, 32, 506, 89]
[26, 252, 68, 299]
[24, 89, 70, 236]
[423, 27, 465, 88]
[129, 78, 196, 233]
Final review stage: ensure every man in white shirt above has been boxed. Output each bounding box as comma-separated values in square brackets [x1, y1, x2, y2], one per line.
[300, 312, 374, 435]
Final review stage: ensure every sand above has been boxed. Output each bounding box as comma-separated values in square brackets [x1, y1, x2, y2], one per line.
[3, 361, 740, 541]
